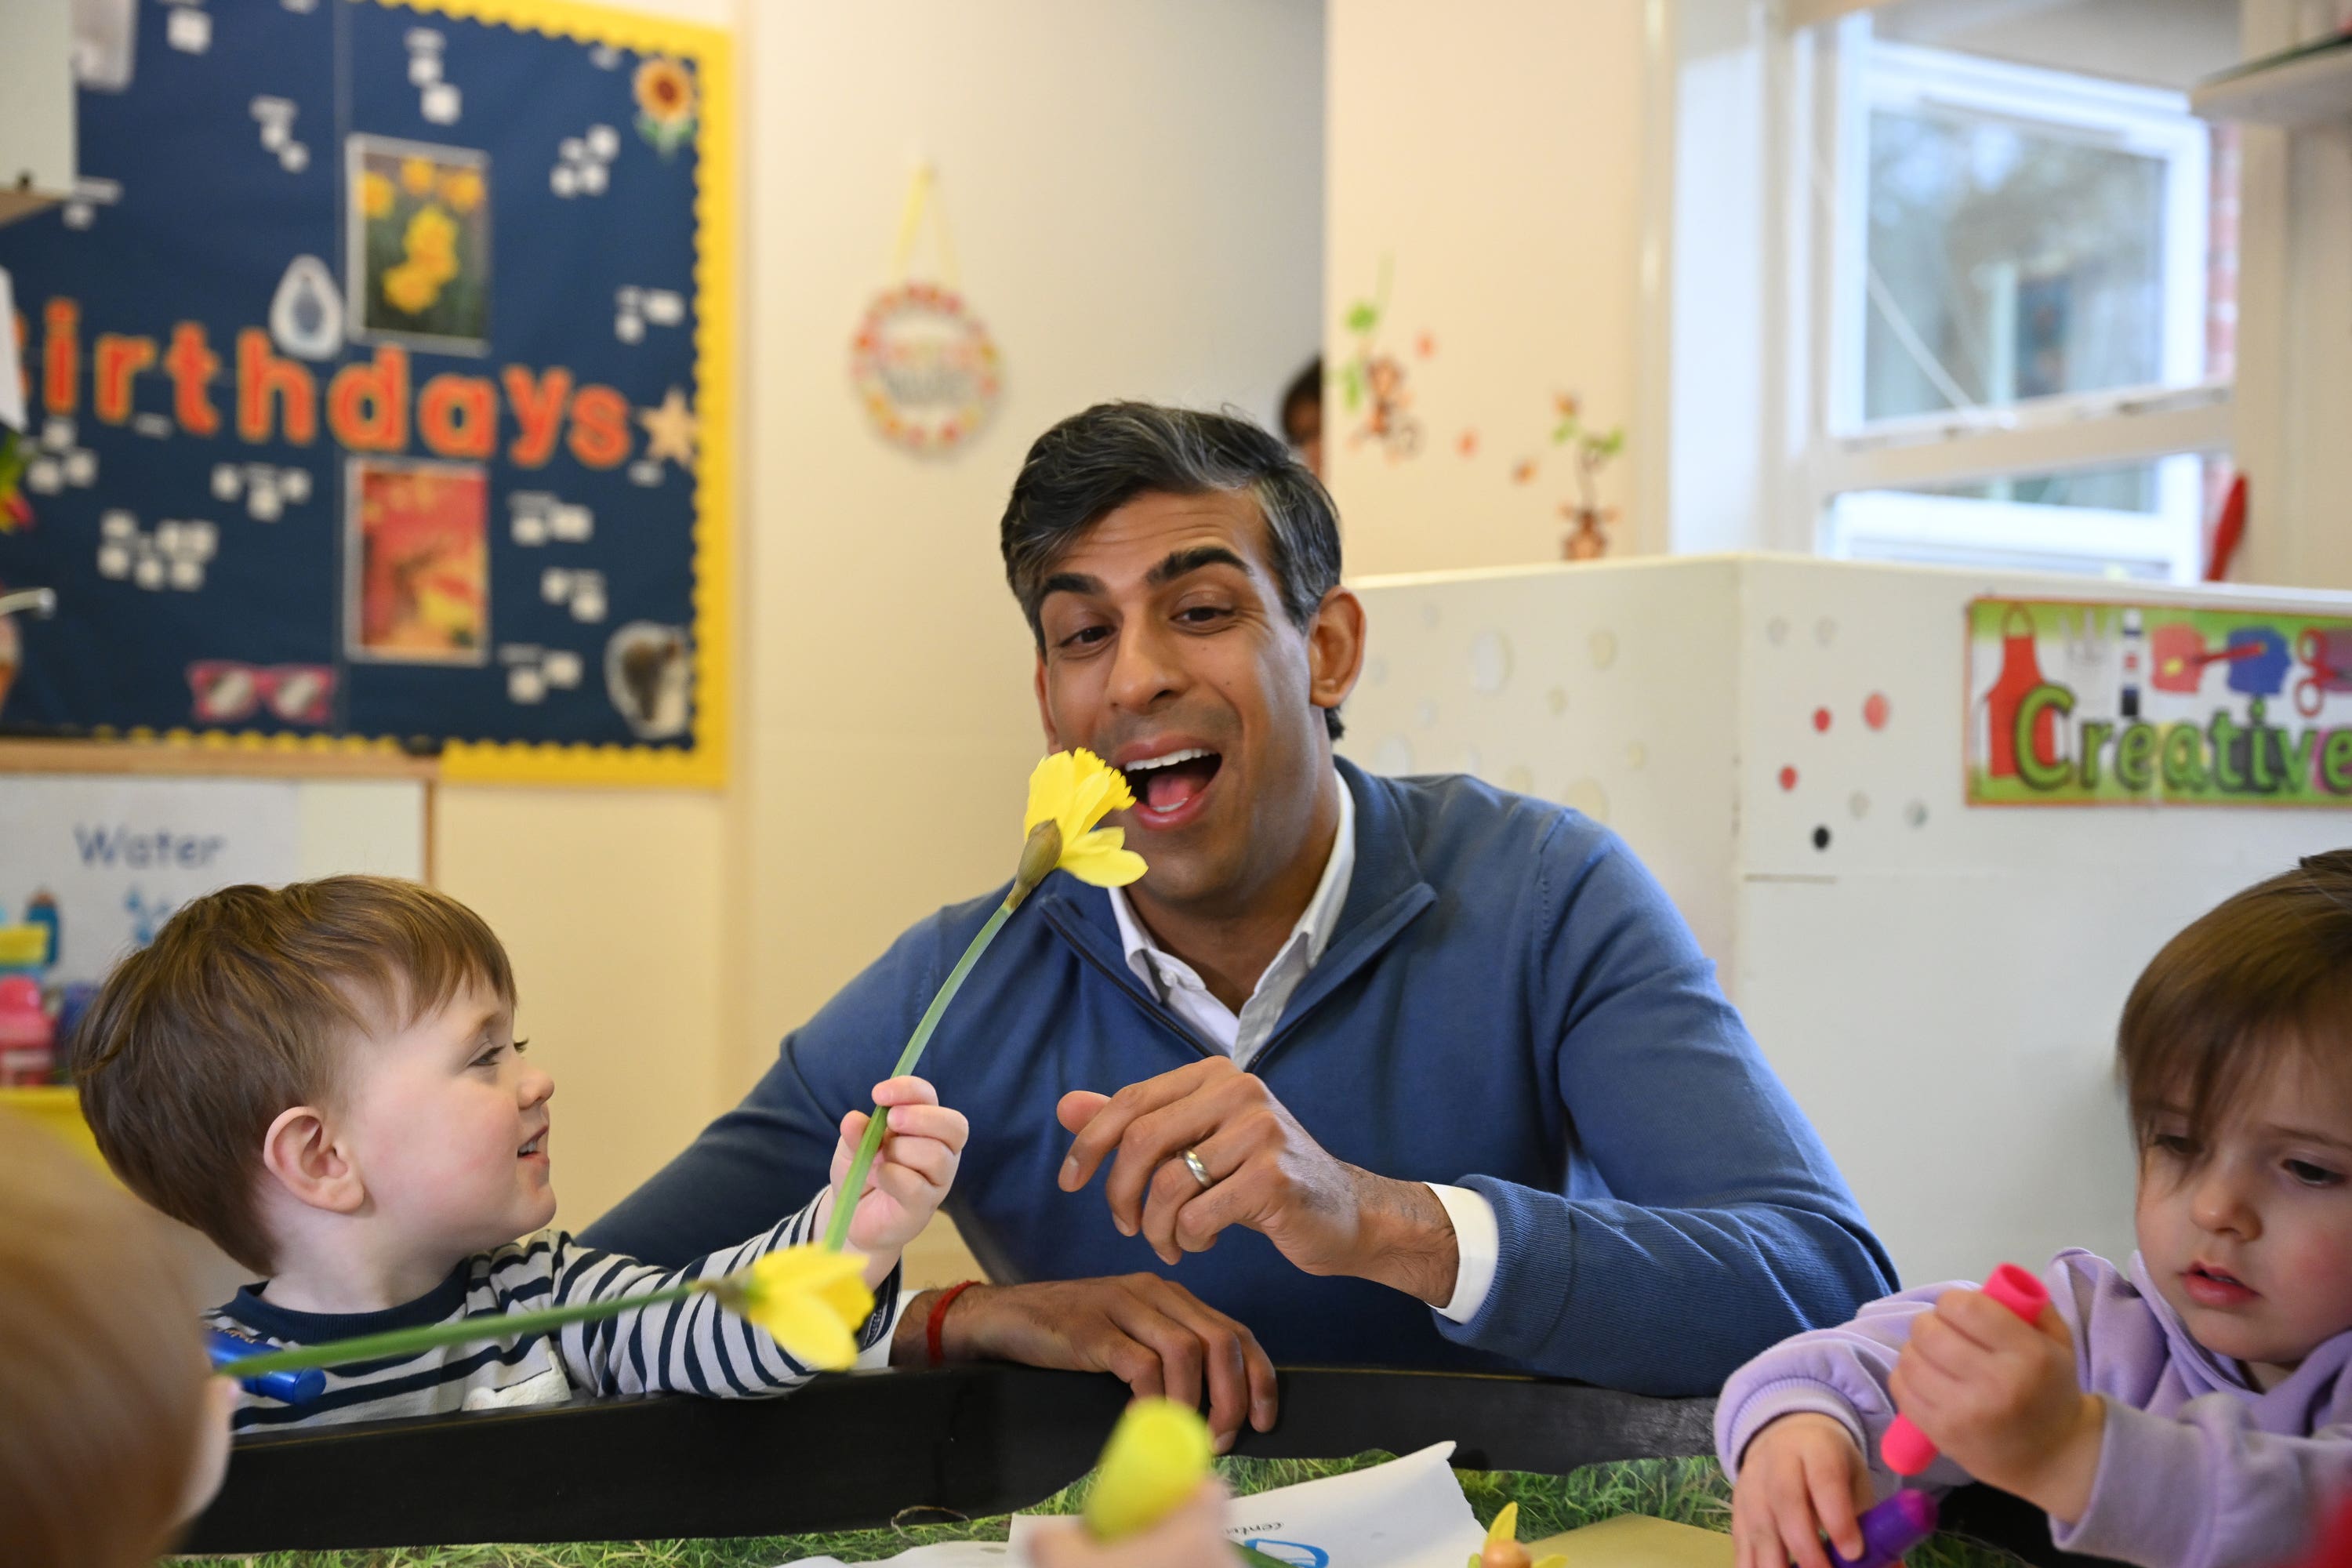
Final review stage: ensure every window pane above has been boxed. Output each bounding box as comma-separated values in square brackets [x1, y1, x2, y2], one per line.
[1896, 461, 2159, 513]
[1822, 455, 2211, 583]
[1864, 108, 2172, 419]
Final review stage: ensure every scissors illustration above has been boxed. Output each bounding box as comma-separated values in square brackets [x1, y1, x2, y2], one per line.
[2295, 630, 2352, 717]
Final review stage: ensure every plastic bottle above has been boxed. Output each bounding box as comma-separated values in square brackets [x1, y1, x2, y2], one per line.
[0, 975, 55, 1087]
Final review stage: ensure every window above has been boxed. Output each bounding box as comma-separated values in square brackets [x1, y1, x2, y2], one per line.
[1798, 22, 2233, 582]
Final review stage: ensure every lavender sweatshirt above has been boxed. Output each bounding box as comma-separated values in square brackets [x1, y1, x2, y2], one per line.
[1715, 1249, 2352, 1568]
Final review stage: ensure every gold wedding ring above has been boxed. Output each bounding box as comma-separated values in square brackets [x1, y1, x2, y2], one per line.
[1181, 1146, 1215, 1191]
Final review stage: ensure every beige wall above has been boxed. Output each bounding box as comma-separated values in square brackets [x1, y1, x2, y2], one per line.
[438, 0, 1325, 1231]
[1325, 0, 1662, 575]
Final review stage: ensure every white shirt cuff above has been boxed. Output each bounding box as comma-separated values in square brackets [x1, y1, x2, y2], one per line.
[855, 1284, 919, 1370]
[1425, 1182, 1499, 1324]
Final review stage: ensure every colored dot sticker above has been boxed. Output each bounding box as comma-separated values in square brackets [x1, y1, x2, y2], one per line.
[1778, 766, 1798, 791]
[1812, 707, 1831, 732]
[1864, 691, 1891, 730]
[1812, 826, 1831, 851]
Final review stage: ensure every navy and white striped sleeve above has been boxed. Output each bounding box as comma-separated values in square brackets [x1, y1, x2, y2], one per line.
[535, 1194, 898, 1398]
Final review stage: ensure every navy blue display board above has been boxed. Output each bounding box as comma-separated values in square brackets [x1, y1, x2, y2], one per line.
[0, 0, 731, 784]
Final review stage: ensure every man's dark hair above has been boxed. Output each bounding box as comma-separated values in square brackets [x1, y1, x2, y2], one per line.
[1000, 401, 1345, 739]
[1280, 358, 1323, 446]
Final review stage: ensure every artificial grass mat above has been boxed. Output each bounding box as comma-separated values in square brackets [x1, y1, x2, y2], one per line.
[174, 1451, 2026, 1568]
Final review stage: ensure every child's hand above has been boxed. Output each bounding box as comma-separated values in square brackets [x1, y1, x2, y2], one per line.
[830, 1076, 968, 1284]
[1023, 1480, 1231, 1568]
[1730, 1413, 1872, 1568]
[1887, 1287, 2103, 1523]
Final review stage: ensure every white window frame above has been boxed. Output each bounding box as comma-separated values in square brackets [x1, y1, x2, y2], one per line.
[1790, 18, 2233, 583]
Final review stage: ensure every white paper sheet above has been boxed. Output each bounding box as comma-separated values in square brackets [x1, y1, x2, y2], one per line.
[773, 1443, 1483, 1568]
[0, 269, 24, 430]
[1011, 1443, 1481, 1568]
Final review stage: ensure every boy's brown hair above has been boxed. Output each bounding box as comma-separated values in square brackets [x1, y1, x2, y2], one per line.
[0, 1112, 211, 1567]
[70, 876, 515, 1273]
[2118, 849, 2352, 1152]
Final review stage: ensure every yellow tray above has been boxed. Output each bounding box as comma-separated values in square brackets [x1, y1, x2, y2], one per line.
[0, 1085, 108, 1170]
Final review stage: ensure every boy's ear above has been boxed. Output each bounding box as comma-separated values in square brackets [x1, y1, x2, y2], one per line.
[260, 1105, 365, 1215]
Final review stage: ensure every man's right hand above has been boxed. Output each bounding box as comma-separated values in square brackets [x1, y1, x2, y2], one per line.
[897, 1276, 1278, 1453]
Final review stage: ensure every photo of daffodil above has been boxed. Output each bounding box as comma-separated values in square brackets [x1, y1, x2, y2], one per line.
[347, 136, 490, 350]
[346, 458, 490, 664]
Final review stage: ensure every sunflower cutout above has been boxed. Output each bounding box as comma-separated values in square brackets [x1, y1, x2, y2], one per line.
[634, 56, 698, 156]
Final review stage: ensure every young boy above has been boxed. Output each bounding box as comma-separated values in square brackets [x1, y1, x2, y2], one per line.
[71, 875, 967, 1432]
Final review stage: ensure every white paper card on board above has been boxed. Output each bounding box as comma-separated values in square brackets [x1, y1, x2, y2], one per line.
[0, 777, 303, 985]
[1008, 1442, 1482, 1568]
[0, 269, 25, 430]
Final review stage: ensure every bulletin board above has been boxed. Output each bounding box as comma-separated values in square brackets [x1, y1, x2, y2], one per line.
[0, 0, 732, 786]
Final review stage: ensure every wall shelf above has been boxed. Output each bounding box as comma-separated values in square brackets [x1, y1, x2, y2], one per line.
[2194, 35, 2352, 126]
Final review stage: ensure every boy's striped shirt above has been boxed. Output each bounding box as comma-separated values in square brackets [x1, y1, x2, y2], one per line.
[208, 1193, 897, 1431]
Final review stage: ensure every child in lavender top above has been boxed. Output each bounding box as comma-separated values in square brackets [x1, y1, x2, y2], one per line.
[1718, 851, 2352, 1568]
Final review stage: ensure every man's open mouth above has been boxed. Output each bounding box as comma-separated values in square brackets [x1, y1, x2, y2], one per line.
[1119, 747, 1223, 818]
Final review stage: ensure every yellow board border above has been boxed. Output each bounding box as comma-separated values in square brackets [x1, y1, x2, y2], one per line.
[52, 0, 735, 789]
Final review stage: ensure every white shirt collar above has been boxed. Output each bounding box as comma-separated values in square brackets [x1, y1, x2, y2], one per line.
[1110, 768, 1357, 994]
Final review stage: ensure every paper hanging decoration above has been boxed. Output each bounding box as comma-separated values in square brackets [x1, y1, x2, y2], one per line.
[849, 165, 1002, 455]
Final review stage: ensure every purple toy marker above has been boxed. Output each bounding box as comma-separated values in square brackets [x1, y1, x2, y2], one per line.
[1829, 1491, 1938, 1568]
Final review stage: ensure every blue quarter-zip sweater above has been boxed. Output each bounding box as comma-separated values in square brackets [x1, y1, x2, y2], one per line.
[585, 761, 1896, 1395]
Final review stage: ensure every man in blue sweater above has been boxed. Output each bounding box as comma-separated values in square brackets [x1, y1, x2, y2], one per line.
[586, 403, 1894, 1450]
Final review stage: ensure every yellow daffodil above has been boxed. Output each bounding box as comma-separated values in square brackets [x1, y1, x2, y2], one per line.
[1084, 1399, 1213, 1541]
[360, 170, 395, 220]
[1018, 748, 1147, 900]
[381, 261, 443, 315]
[405, 205, 460, 271]
[821, 750, 1153, 1254]
[708, 1243, 874, 1372]
[399, 157, 437, 195]
[1468, 1504, 1567, 1568]
[439, 169, 484, 214]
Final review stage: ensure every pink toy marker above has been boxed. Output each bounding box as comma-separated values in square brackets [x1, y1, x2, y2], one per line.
[1882, 1262, 2051, 1477]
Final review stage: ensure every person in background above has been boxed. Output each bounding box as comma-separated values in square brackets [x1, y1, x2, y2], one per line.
[1279, 358, 1323, 478]
[0, 1111, 236, 1566]
[1719, 851, 2352, 1568]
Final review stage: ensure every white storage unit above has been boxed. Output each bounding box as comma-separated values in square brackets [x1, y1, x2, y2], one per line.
[1338, 554, 2352, 1287]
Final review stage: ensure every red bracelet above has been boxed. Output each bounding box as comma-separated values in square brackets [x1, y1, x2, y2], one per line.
[927, 1279, 981, 1369]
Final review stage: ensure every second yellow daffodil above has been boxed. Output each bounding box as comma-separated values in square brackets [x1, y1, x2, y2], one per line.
[1016, 747, 1147, 902]
[708, 1243, 875, 1372]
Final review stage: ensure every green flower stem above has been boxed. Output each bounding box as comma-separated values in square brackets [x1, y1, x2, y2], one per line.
[822, 898, 1017, 1253]
[212, 1285, 700, 1379]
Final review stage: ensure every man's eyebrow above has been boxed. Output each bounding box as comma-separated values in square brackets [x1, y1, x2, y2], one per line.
[1039, 571, 1104, 601]
[1145, 546, 1248, 586]
[1038, 546, 1250, 602]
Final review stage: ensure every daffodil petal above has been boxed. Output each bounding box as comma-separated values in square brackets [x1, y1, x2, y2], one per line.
[744, 1292, 860, 1370]
[1058, 836, 1148, 887]
[1025, 750, 1076, 835]
[1486, 1504, 1519, 1549]
[1067, 767, 1116, 837]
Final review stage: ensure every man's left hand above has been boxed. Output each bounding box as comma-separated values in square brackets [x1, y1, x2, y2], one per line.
[1056, 1058, 1461, 1305]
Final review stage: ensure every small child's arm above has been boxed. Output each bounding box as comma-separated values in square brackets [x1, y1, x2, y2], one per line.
[2053, 1403, 2352, 1568]
[1717, 1279, 1977, 1498]
[543, 1193, 902, 1399]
